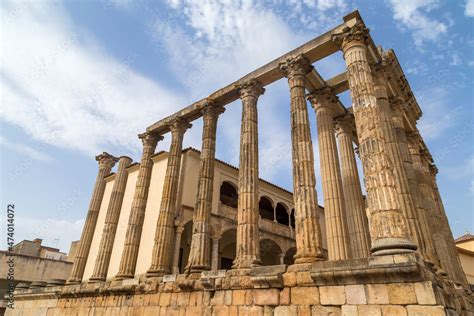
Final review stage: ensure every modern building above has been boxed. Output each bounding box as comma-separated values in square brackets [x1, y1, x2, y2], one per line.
[455, 232, 474, 286]
[11, 238, 68, 261]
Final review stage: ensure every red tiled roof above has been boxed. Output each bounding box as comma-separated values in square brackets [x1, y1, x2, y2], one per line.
[455, 232, 474, 244]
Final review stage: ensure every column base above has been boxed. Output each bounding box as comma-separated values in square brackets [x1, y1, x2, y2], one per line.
[146, 267, 170, 278]
[232, 256, 261, 269]
[371, 237, 417, 256]
[294, 250, 326, 264]
[88, 276, 106, 283]
[114, 273, 135, 280]
[185, 264, 211, 274]
[66, 278, 81, 285]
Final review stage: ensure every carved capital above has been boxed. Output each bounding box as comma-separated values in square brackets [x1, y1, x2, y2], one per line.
[236, 79, 265, 99]
[201, 99, 226, 118]
[278, 55, 313, 78]
[334, 113, 356, 137]
[332, 21, 370, 52]
[307, 87, 338, 112]
[138, 132, 162, 150]
[96, 152, 118, 170]
[169, 117, 192, 135]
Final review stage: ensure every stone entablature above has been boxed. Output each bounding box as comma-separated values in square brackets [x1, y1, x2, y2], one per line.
[9, 9, 473, 315]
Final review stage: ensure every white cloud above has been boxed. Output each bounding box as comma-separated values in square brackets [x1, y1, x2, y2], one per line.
[0, 135, 53, 162]
[0, 1, 185, 157]
[466, 0, 474, 17]
[387, 0, 448, 47]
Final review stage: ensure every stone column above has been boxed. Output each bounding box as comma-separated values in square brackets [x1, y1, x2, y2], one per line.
[147, 118, 191, 277]
[90, 156, 132, 282]
[185, 102, 225, 273]
[278, 253, 285, 265]
[115, 133, 161, 279]
[233, 79, 264, 269]
[279, 55, 325, 263]
[211, 236, 220, 271]
[428, 163, 468, 285]
[334, 114, 371, 258]
[371, 65, 425, 254]
[171, 226, 185, 274]
[308, 88, 351, 261]
[332, 22, 416, 255]
[390, 99, 437, 264]
[68, 153, 117, 284]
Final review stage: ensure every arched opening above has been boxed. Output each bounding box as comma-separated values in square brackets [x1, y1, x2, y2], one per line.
[219, 229, 236, 270]
[290, 209, 295, 228]
[260, 239, 283, 266]
[220, 181, 238, 208]
[275, 203, 289, 226]
[284, 247, 296, 265]
[177, 221, 193, 273]
[259, 197, 274, 221]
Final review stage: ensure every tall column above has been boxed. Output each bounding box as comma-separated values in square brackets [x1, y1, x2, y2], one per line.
[424, 156, 468, 285]
[233, 79, 264, 269]
[308, 88, 351, 261]
[211, 236, 220, 271]
[334, 114, 371, 258]
[115, 133, 161, 279]
[185, 102, 225, 273]
[147, 118, 191, 277]
[279, 55, 325, 263]
[390, 99, 437, 265]
[332, 22, 416, 256]
[171, 226, 185, 274]
[372, 65, 425, 255]
[90, 156, 132, 282]
[68, 153, 117, 284]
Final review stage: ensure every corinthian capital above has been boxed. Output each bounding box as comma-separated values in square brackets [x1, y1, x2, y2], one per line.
[96, 152, 118, 170]
[169, 117, 192, 134]
[201, 99, 226, 118]
[279, 55, 313, 78]
[236, 79, 265, 99]
[138, 132, 162, 149]
[334, 113, 356, 137]
[307, 87, 338, 112]
[331, 21, 370, 51]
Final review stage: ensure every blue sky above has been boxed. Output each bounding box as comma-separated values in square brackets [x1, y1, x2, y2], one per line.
[1, 0, 473, 253]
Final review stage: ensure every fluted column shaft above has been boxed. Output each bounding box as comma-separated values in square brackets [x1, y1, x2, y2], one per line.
[68, 153, 117, 283]
[233, 79, 264, 269]
[211, 237, 220, 271]
[147, 118, 191, 276]
[308, 89, 351, 260]
[90, 156, 132, 282]
[279, 55, 325, 263]
[171, 226, 185, 274]
[332, 23, 416, 255]
[335, 115, 370, 258]
[390, 100, 436, 265]
[186, 103, 224, 273]
[372, 66, 425, 255]
[115, 133, 160, 279]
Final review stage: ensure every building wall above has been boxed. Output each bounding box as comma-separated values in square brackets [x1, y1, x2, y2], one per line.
[458, 251, 474, 284]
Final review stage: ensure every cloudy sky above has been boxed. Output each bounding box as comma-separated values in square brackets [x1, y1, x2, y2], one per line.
[1, 0, 473, 253]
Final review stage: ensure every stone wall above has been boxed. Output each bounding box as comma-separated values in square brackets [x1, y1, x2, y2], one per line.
[7, 254, 473, 315]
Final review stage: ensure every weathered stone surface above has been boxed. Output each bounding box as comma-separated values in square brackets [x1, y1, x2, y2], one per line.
[312, 305, 342, 315]
[290, 286, 320, 305]
[345, 284, 366, 305]
[406, 305, 445, 316]
[320, 286, 346, 305]
[358, 305, 382, 316]
[387, 284, 417, 305]
[253, 289, 279, 306]
[366, 284, 389, 305]
[413, 282, 437, 305]
[380, 305, 407, 316]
